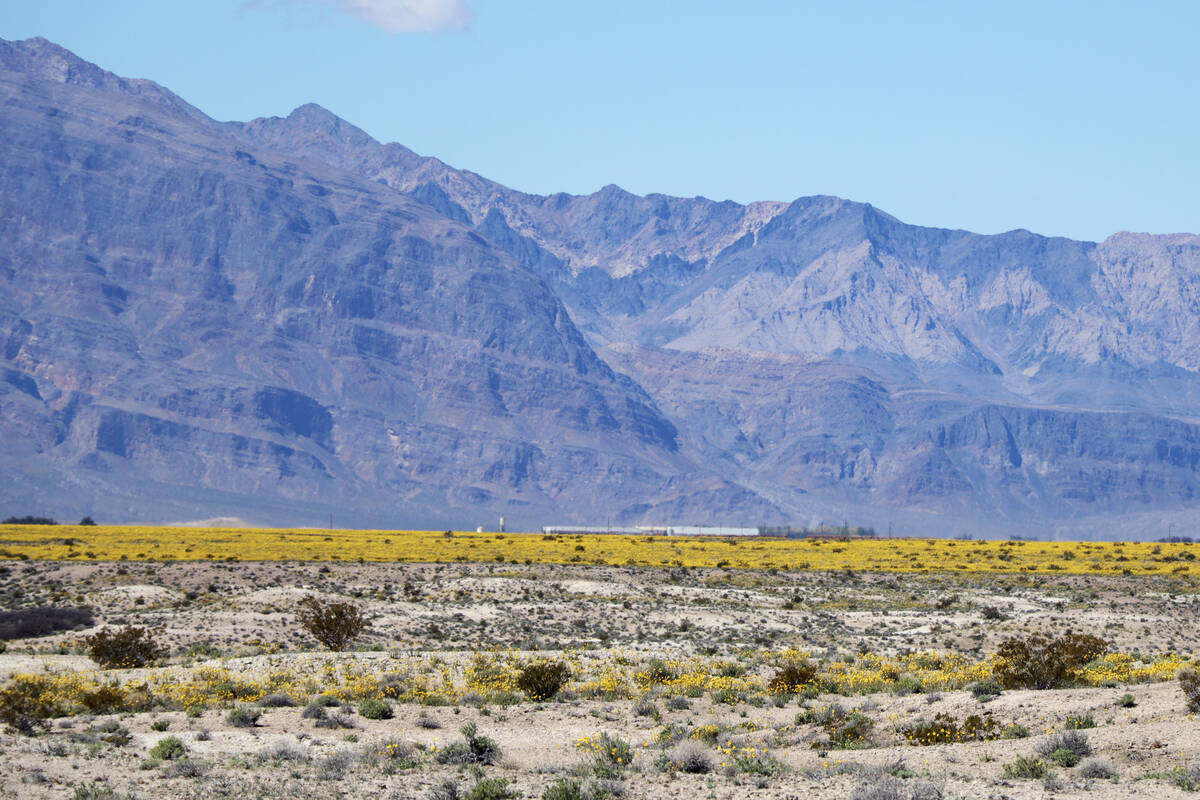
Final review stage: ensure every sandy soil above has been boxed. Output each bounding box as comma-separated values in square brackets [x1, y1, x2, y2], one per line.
[1, 560, 1199, 799]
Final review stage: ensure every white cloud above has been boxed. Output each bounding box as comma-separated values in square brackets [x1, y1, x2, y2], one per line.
[249, 0, 475, 33]
[335, 0, 474, 33]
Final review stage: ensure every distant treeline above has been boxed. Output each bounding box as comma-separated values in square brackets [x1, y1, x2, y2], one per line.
[2, 515, 96, 525]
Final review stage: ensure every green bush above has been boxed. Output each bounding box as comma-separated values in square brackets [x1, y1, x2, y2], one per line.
[1037, 730, 1091, 759]
[582, 732, 632, 779]
[436, 722, 501, 765]
[806, 704, 873, 749]
[516, 661, 570, 701]
[85, 626, 166, 669]
[1047, 748, 1080, 767]
[226, 707, 261, 728]
[969, 679, 1003, 700]
[149, 735, 187, 761]
[1116, 693, 1137, 708]
[296, 596, 364, 651]
[1002, 756, 1047, 779]
[993, 633, 1108, 689]
[464, 776, 520, 800]
[1065, 714, 1095, 730]
[359, 698, 393, 720]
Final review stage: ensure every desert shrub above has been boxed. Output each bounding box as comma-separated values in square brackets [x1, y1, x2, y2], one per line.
[259, 693, 297, 708]
[436, 722, 501, 765]
[710, 687, 745, 705]
[301, 702, 353, 729]
[641, 658, 676, 684]
[969, 679, 1003, 700]
[661, 740, 713, 774]
[93, 719, 131, 745]
[1064, 714, 1095, 730]
[722, 745, 787, 776]
[430, 778, 463, 800]
[0, 675, 58, 734]
[892, 675, 924, 696]
[767, 658, 818, 694]
[851, 776, 943, 800]
[1037, 730, 1091, 759]
[315, 750, 356, 781]
[1116, 693, 1137, 708]
[464, 776, 520, 800]
[296, 596, 364, 651]
[1165, 764, 1200, 791]
[149, 735, 187, 761]
[1045, 748, 1078, 767]
[630, 696, 658, 718]
[1002, 756, 1047, 779]
[541, 778, 612, 800]
[517, 660, 571, 701]
[1077, 758, 1117, 779]
[1180, 668, 1200, 712]
[370, 737, 420, 770]
[359, 697, 393, 720]
[1001, 723, 1029, 739]
[165, 758, 208, 778]
[579, 732, 632, 779]
[807, 704, 873, 749]
[0, 606, 94, 640]
[151, 719, 169, 731]
[78, 684, 126, 714]
[992, 633, 1108, 689]
[71, 784, 117, 800]
[664, 695, 689, 711]
[85, 626, 166, 669]
[901, 712, 998, 745]
[226, 707, 261, 728]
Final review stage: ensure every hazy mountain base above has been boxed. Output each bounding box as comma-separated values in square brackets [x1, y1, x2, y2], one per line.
[3, 36, 1200, 536]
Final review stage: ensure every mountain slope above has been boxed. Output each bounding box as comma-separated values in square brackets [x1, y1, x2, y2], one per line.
[0, 37, 774, 528]
[4, 37, 1200, 537]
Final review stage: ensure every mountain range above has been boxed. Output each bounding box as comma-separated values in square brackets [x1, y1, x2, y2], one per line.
[3, 36, 1199, 539]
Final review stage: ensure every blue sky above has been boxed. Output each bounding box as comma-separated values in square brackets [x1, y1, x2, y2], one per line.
[5, 0, 1197, 241]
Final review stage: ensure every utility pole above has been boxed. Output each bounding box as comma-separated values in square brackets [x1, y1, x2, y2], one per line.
[329, 513, 333, 531]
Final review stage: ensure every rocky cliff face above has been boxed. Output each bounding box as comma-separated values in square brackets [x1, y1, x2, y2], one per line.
[0, 37, 772, 528]
[3, 37, 1200, 537]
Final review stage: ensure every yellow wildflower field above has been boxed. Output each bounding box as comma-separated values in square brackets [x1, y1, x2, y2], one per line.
[0, 524, 1197, 576]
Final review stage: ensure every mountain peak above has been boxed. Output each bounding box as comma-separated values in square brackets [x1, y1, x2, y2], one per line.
[0, 36, 204, 120]
[279, 102, 378, 148]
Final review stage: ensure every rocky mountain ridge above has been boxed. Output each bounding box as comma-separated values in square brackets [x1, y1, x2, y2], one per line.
[2, 36, 1199, 538]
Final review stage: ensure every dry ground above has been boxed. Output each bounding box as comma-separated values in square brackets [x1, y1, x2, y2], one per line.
[1, 559, 1199, 799]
